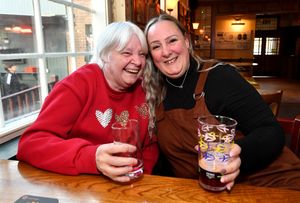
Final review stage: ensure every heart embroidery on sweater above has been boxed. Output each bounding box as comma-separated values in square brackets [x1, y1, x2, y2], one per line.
[115, 110, 129, 127]
[95, 109, 113, 128]
[135, 103, 149, 119]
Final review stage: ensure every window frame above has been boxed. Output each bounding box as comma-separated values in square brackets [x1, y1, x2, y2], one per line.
[0, 0, 108, 144]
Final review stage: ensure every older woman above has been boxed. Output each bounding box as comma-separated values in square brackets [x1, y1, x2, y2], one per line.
[17, 22, 159, 183]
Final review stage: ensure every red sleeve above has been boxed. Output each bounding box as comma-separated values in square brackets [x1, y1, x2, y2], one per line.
[17, 82, 99, 175]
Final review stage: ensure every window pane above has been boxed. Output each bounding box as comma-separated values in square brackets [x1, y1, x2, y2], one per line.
[73, 8, 93, 52]
[40, 0, 68, 53]
[45, 57, 69, 92]
[45, 56, 89, 92]
[76, 55, 90, 68]
[265, 37, 280, 55]
[253, 37, 262, 55]
[0, 59, 41, 121]
[0, 0, 35, 53]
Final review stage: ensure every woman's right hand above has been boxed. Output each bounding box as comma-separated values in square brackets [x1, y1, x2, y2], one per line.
[95, 143, 137, 182]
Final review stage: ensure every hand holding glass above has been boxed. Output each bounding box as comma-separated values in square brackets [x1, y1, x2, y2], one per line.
[111, 119, 143, 180]
[198, 115, 237, 192]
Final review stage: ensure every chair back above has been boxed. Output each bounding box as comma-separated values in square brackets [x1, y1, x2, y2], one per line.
[278, 115, 300, 158]
[258, 89, 283, 116]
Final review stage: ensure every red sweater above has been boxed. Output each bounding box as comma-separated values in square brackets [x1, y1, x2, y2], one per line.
[17, 64, 159, 175]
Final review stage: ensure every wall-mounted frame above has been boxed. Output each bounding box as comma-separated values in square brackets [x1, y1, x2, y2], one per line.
[215, 31, 251, 49]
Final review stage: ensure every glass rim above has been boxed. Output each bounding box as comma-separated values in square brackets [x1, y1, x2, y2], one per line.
[111, 119, 139, 129]
[197, 115, 237, 127]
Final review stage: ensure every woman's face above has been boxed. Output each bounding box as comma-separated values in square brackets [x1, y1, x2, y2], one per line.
[103, 34, 146, 92]
[147, 20, 190, 79]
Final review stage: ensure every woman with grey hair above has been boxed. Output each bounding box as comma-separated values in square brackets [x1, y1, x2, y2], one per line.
[17, 21, 159, 183]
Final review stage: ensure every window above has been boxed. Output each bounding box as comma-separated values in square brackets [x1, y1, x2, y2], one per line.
[265, 37, 280, 55]
[254, 16, 280, 56]
[253, 37, 262, 55]
[253, 37, 280, 56]
[0, 0, 107, 143]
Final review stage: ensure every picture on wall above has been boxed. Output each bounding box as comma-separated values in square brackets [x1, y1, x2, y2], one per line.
[215, 31, 252, 49]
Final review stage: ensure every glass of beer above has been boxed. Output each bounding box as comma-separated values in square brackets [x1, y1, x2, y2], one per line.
[197, 115, 237, 192]
[111, 119, 143, 180]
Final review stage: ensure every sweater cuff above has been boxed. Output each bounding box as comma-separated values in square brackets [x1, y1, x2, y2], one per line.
[75, 145, 100, 174]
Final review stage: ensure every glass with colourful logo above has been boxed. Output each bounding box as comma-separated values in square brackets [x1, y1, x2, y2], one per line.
[197, 115, 237, 191]
[111, 119, 143, 180]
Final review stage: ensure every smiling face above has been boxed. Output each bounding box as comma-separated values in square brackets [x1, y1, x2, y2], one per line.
[147, 20, 190, 79]
[103, 34, 146, 92]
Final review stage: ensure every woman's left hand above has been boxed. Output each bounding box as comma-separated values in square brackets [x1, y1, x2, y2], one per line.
[220, 143, 241, 191]
[194, 143, 241, 191]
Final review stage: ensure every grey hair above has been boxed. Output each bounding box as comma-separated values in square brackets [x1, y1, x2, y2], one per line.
[90, 21, 148, 67]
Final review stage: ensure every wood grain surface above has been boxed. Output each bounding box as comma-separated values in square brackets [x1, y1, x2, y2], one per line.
[1, 160, 299, 202]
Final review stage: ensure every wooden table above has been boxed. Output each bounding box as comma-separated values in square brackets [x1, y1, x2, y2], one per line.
[1, 160, 300, 202]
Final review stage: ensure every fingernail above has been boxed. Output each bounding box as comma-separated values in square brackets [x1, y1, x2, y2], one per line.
[226, 186, 231, 193]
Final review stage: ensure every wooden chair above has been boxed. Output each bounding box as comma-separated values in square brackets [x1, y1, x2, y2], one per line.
[258, 89, 283, 117]
[277, 115, 300, 158]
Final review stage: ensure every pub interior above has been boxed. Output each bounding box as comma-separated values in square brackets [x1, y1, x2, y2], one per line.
[0, 0, 300, 202]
